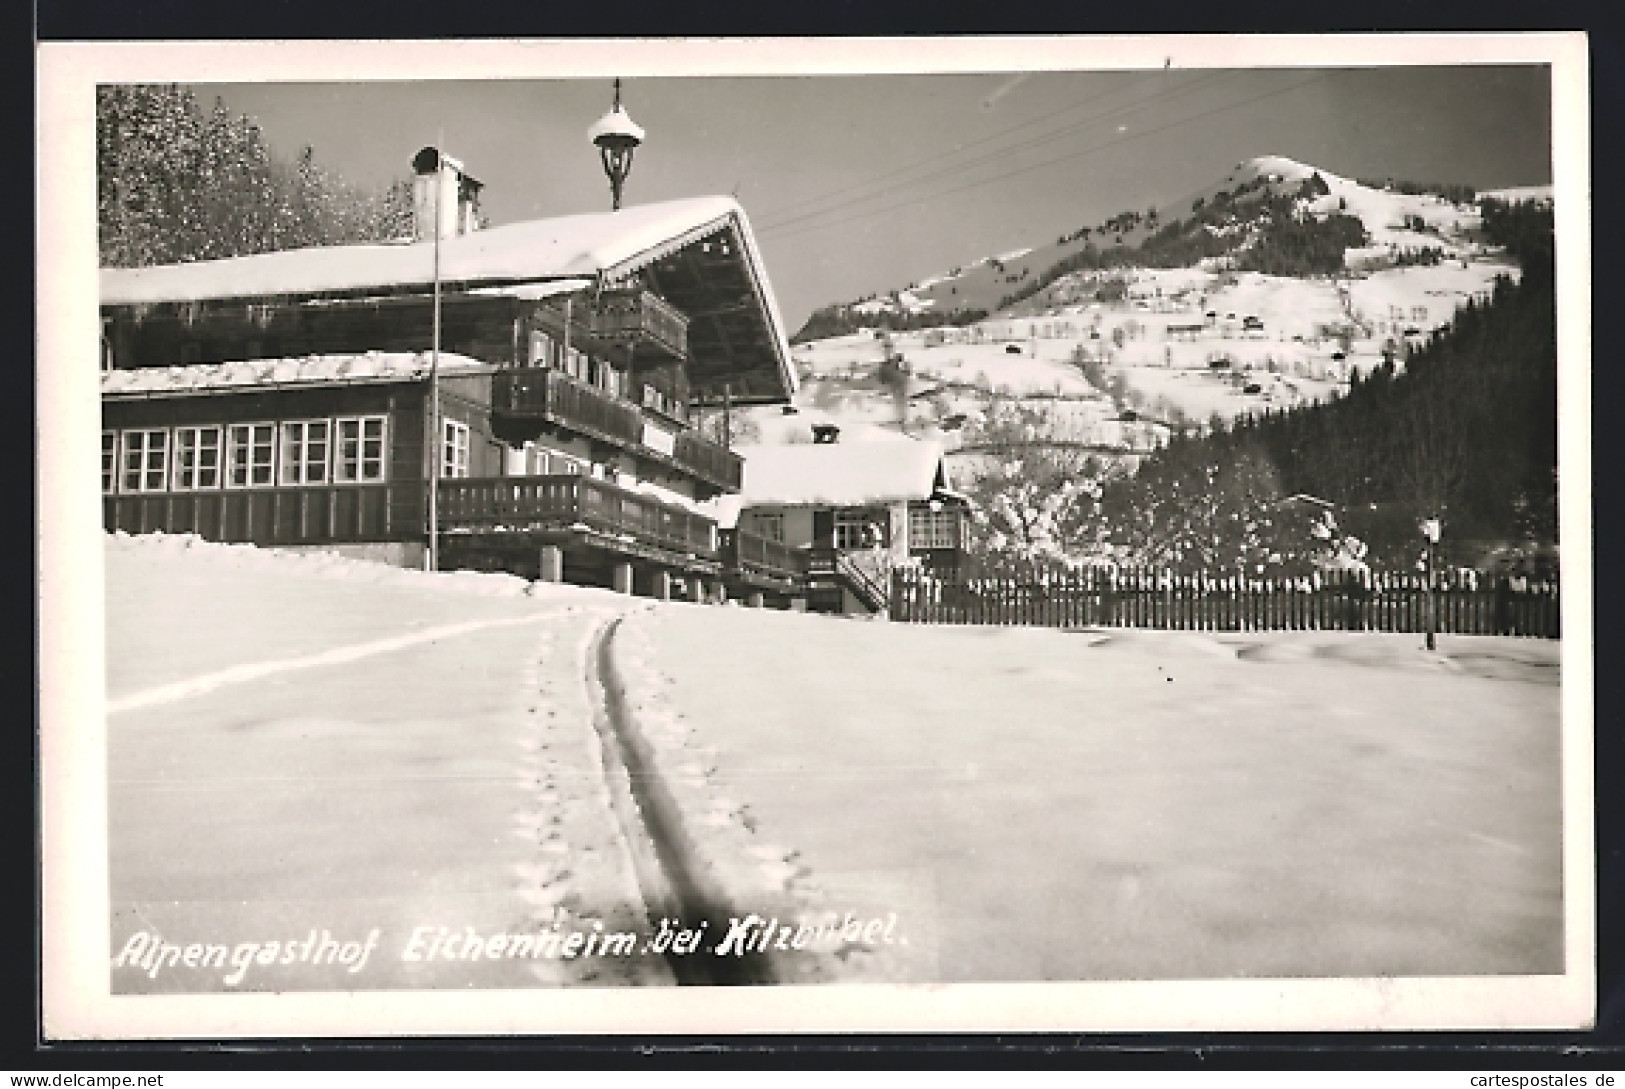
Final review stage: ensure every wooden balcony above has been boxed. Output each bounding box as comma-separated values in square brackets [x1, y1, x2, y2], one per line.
[722, 528, 808, 589]
[105, 483, 418, 547]
[491, 367, 644, 448]
[437, 474, 718, 561]
[672, 428, 744, 491]
[589, 287, 689, 361]
[493, 367, 743, 493]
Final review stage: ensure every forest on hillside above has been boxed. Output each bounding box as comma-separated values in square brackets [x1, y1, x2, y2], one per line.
[965, 198, 1558, 577]
[790, 303, 989, 344]
[1106, 198, 1556, 574]
[98, 85, 417, 268]
[998, 174, 1364, 311]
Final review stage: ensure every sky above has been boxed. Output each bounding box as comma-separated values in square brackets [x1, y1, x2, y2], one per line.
[191, 64, 1552, 333]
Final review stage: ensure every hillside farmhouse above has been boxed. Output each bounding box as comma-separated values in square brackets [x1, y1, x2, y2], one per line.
[100, 146, 811, 604]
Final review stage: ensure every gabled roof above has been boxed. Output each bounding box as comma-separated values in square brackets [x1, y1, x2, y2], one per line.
[102, 197, 738, 304]
[100, 351, 488, 398]
[100, 196, 797, 406]
[733, 439, 951, 508]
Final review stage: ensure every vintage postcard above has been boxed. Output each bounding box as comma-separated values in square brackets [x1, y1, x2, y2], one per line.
[38, 33, 1593, 1037]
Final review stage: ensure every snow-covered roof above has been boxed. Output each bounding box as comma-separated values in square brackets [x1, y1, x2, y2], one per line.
[100, 351, 488, 398]
[730, 439, 950, 509]
[466, 278, 594, 301]
[100, 195, 798, 407]
[100, 196, 746, 306]
[1479, 185, 1553, 204]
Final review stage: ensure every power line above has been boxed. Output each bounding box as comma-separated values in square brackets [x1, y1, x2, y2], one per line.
[756, 70, 1235, 237]
[753, 70, 1169, 224]
[758, 73, 1324, 245]
[759, 70, 1290, 241]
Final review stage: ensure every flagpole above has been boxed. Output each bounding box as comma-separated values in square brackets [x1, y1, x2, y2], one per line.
[427, 139, 444, 572]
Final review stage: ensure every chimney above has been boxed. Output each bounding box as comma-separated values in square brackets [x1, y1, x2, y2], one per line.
[411, 147, 484, 242]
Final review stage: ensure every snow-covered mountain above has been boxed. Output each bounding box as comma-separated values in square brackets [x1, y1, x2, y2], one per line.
[799, 155, 1508, 332]
[755, 155, 1537, 452]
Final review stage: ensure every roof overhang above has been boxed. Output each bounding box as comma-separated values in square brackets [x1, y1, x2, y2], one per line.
[99, 352, 491, 399]
[100, 198, 797, 407]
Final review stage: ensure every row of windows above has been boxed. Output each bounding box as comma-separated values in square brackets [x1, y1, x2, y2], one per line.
[104, 416, 633, 497]
[743, 508, 963, 550]
[102, 416, 388, 494]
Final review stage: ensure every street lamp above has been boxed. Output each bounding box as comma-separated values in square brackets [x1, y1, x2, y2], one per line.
[588, 78, 645, 211]
[1421, 517, 1441, 651]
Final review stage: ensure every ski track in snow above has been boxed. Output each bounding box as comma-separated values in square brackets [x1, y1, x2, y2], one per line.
[106, 614, 556, 714]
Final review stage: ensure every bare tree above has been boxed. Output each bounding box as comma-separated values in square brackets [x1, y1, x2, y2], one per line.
[960, 399, 1121, 565]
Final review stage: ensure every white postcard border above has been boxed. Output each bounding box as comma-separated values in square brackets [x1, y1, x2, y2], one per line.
[37, 32, 1594, 1039]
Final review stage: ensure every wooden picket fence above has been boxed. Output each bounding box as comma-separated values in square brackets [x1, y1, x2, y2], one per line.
[890, 567, 1560, 638]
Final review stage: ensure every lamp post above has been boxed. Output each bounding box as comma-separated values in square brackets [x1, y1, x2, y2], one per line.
[588, 78, 645, 211]
[426, 141, 446, 573]
[1421, 517, 1441, 651]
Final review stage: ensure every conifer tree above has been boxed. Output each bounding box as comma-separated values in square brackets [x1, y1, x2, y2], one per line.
[98, 84, 415, 268]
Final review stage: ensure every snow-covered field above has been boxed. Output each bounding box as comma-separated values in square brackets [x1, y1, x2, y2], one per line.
[629, 606, 1563, 982]
[105, 533, 669, 992]
[101, 533, 1566, 993]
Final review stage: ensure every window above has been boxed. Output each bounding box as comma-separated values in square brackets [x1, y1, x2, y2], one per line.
[101, 432, 116, 494]
[522, 442, 547, 476]
[834, 508, 884, 550]
[441, 419, 470, 479]
[226, 423, 276, 488]
[525, 443, 584, 476]
[334, 416, 387, 483]
[172, 426, 222, 490]
[528, 330, 555, 368]
[279, 419, 331, 485]
[563, 347, 589, 383]
[909, 506, 961, 550]
[748, 511, 784, 542]
[640, 383, 688, 421]
[120, 429, 169, 493]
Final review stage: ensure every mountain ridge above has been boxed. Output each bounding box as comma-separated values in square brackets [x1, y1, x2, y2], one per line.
[792, 154, 1550, 343]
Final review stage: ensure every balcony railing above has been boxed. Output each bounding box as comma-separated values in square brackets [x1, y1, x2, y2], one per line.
[589, 287, 689, 361]
[494, 367, 744, 492]
[724, 528, 808, 582]
[491, 368, 644, 448]
[438, 474, 718, 559]
[672, 428, 744, 491]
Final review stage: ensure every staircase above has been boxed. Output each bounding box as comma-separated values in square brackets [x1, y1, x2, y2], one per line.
[807, 546, 892, 614]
